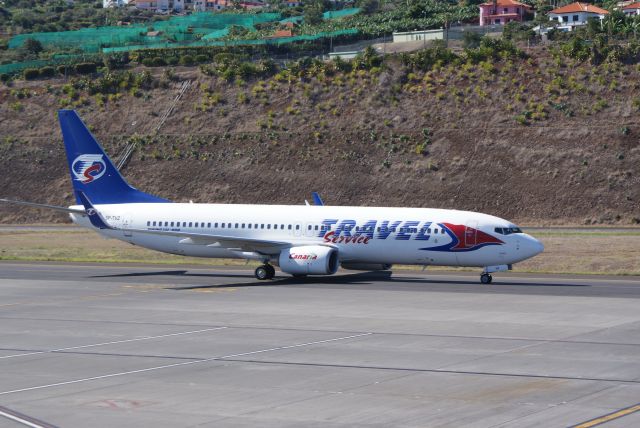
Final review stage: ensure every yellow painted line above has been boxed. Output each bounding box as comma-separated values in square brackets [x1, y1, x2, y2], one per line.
[572, 403, 640, 428]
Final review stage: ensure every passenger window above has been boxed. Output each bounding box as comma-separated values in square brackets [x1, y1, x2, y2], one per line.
[234, 223, 238, 228]
[248, 224, 252, 229]
[261, 224, 264, 229]
[207, 222, 211, 228]
[170, 222, 174, 227]
[296, 225, 300, 230]
[314, 225, 319, 231]
[441, 229, 445, 234]
[214, 222, 218, 228]
[147, 221, 150, 226]
[221, 223, 225, 228]
[164, 221, 168, 227]
[281, 224, 284, 229]
[227, 223, 231, 228]
[288, 225, 292, 230]
[267, 224, 271, 229]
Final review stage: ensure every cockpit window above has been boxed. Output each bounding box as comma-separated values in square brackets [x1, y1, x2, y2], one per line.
[494, 227, 523, 235]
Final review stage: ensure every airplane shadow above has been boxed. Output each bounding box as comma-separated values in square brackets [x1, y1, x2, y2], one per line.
[159, 271, 591, 291]
[91, 270, 243, 280]
[90, 269, 591, 290]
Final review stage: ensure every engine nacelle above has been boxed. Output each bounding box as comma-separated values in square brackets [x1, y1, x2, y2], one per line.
[279, 245, 339, 276]
[341, 262, 392, 271]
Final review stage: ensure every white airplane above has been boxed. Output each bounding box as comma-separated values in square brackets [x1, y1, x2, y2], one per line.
[1, 110, 543, 283]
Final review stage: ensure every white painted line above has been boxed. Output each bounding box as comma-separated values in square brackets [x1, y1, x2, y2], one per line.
[0, 332, 373, 396]
[0, 409, 51, 428]
[0, 327, 227, 360]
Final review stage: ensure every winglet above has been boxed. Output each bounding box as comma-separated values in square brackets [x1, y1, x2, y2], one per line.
[76, 191, 113, 230]
[312, 192, 324, 206]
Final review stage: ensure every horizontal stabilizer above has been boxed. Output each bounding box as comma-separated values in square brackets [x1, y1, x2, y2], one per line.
[0, 198, 85, 215]
[76, 191, 113, 230]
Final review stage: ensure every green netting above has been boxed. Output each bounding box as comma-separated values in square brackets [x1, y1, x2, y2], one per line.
[323, 8, 360, 19]
[201, 28, 229, 40]
[8, 12, 281, 53]
[102, 28, 359, 53]
[1, 10, 362, 73]
[280, 8, 360, 24]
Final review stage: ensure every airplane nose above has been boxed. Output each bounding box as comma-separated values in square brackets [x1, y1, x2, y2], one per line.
[528, 236, 544, 257]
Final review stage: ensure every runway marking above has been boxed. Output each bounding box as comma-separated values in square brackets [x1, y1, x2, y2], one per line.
[0, 327, 227, 360]
[0, 406, 58, 428]
[0, 332, 372, 396]
[570, 403, 640, 428]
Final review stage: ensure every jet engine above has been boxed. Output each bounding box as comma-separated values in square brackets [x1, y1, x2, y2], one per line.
[279, 245, 339, 275]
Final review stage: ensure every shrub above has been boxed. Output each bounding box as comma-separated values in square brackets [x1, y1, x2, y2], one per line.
[179, 55, 194, 66]
[39, 66, 55, 78]
[103, 52, 130, 70]
[23, 68, 40, 80]
[195, 54, 208, 63]
[152, 57, 166, 67]
[0, 73, 10, 83]
[167, 56, 179, 66]
[57, 65, 71, 76]
[75, 63, 97, 74]
[462, 31, 482, 49]
[141, 57, 154, 67]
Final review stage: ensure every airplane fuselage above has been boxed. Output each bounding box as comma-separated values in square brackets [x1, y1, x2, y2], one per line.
[70, 203, 543, 268]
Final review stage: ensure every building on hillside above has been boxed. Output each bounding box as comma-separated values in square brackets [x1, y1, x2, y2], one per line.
[103, 0, 132, 7]
[286, 1, 302, 6]
[479, 0, 531, 26]
[622, 2, 640, 15]
[392, 29, 444, 43]
[193, 0, 264, 11]
[132, 0, 195, 12]
[548, 2, 609, 29]
[268, 29, 293, 38]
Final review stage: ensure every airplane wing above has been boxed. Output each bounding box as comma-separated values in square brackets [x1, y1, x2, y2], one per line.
[76, 192, 291, 255]
[0, 198, 86, 215]
[131, 228, 290, 255]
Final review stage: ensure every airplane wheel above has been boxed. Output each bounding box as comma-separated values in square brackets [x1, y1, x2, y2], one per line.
[480, 273, 492, 284]
[255, 266, 269, 280]
[265, 264, 275, 279]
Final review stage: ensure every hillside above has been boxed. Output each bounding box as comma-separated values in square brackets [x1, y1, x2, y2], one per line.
[0, 44, 639, 225]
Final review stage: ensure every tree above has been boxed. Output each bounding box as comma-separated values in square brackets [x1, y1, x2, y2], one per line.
[23, 38, 43, 55]
[462, 31, 482, 48]
[357, 0, 379, 14]
[303, 1, 324, 26]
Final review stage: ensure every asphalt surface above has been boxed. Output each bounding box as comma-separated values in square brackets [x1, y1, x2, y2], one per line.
[0, 262, 639, 428]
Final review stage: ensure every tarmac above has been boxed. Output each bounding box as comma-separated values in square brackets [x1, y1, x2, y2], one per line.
[0, 261, 639, 428]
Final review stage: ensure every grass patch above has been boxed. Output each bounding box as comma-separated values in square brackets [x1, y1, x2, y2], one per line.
[1, 229, 639, 276]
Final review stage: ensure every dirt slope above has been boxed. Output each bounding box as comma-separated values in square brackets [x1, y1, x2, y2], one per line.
[0, 47, 639, 225]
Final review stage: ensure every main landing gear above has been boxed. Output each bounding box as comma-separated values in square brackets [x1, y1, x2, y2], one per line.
[255, 264, 275, 280]
[480, 273, 493, 284]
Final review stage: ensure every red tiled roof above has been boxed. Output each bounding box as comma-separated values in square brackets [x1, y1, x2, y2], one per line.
[623, 2, 640, 9]
[480, 0, 531, 7]
[271, 29, 293, 38]
[549, 2, 609, 14]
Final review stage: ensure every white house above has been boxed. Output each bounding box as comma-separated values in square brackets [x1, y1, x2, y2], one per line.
[548, 2, 609, 30]
[622, 2, 640, 15]
[103, 0, 131, 6]
[133, 0, 194, 11]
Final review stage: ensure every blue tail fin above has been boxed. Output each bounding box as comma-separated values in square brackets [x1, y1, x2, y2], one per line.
[59, 110, 168, 205]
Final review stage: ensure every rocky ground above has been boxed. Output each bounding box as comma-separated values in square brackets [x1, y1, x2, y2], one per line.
[0, 46, 639, 225]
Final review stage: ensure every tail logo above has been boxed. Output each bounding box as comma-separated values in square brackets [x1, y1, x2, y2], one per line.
[72, 154, 106, 184]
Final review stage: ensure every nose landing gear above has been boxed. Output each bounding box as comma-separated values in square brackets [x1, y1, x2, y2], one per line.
[480, 264, 511, 284]
[255, 264, 276, 280]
